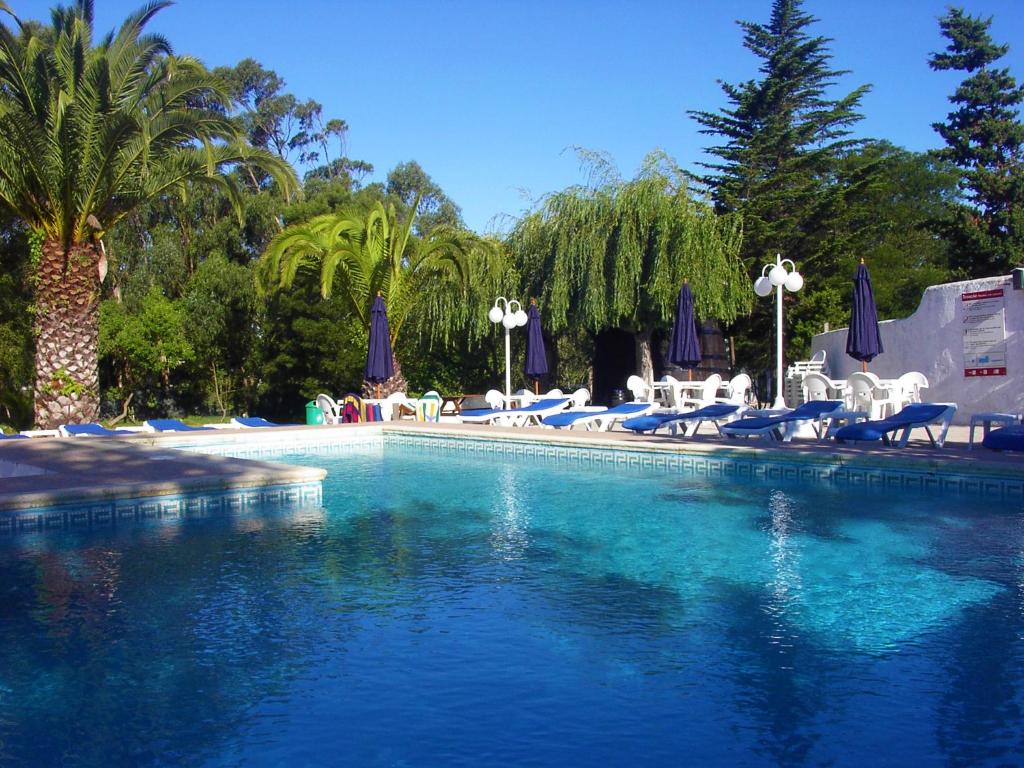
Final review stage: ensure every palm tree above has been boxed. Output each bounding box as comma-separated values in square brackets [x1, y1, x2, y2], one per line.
[0, 1, 297, 427]
[259, 194, 505, 395]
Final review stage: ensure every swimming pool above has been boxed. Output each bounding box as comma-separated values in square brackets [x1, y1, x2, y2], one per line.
[0, 437, 1022, 766]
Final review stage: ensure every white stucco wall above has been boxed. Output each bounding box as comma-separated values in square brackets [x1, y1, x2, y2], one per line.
[811, 274, 1023, 424]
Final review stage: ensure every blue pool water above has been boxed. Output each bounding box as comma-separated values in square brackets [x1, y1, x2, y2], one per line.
[1, 441, 1023, 766]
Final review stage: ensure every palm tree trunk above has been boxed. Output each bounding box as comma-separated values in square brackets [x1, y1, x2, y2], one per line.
[362, 357, 409, 400]
[33, 240, 102, 428]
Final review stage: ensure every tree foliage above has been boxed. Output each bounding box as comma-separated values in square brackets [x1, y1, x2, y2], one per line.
[929, 7, 1024, 275]
[507, 151, 750, 378]
[259, 192, 507, 393]
[688, 0, 877, 373]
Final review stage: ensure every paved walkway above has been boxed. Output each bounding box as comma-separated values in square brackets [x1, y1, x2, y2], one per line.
[0, 434, 326, 511]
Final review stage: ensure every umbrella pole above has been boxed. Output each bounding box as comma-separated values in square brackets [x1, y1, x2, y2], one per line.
[688, 369, 693, 381]
[534, 379, 539, 395]
[862, 361, 867, 373]
[376, 383, 382, 400]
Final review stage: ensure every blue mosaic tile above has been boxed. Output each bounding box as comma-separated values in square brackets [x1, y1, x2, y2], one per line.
[0, 482, 324, 534]
[384, 431, 1024, 499]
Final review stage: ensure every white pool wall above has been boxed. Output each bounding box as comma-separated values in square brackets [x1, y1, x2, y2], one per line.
[812, 273, 1024, 424]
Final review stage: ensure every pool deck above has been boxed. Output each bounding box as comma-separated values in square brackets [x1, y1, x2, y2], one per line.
[0, 433, 327, 511]
[0, 420, 1020, 514]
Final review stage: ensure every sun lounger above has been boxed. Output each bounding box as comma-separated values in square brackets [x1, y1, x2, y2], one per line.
[143, 419, 214, 432]
[834, 403, 957, 447]
[457, 407, 507, 424]
[982, 424, 1024, 452]
[466, 397, 567, 427]
[541, 401, 657, 431]
[719, 400, 844, 442]
[59, 423, 136, 437]
[0, 432, 28, 439]
[622, 403, 745, 436]
[231, 416, 287, 428]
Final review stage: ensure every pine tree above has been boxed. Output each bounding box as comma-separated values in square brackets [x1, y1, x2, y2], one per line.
[929, 8, 1024, 276]
[688, 0, 872, 374]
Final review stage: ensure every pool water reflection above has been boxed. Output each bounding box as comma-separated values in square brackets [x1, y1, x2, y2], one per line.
[0, 443, 1021, 766]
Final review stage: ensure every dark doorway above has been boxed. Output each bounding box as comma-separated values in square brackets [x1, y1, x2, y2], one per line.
[592, 328, 635, 406]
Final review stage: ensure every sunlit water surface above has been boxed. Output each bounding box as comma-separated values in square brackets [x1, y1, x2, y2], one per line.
[0, 442, 1023, 766]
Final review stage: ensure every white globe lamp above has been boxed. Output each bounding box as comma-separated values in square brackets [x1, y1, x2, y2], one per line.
[488, 306, 504, 324]
[769, 263, 789, 286]
[754, 276, 773, 297]
[784, 271, 804, 293]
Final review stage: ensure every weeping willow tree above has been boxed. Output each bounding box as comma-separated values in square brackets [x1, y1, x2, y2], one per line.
[258, 194, 507, 395]
[507, 151, 751, 382]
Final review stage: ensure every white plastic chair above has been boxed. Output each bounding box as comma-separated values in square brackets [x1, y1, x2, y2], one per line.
[718, 373, 752, 406]
[678, 374, 722, 412]
[382, 391, 416, 421]
[484, 389, 505, 409]
[626, 375, 652, 403]
[896, 372, 929, 407]
[315, 393, 342, 424]
[801, 373, 832, 403]
[846, 372, 899, 420]
[512, 388, 537, 407]
[569, 388, 590, 408]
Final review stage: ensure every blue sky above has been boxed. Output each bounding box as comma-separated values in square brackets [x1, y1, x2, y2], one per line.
[10, 0, 1024, 233]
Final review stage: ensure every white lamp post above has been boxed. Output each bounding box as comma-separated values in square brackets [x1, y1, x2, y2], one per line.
[488, 296, 528, 399]
[753, 254, 803, 410]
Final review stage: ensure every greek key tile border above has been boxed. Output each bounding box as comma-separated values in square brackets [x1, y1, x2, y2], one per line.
[0, 482, 324, 535]
[384, 432, 1024, 500]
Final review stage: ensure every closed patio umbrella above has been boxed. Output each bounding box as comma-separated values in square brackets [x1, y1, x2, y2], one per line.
[667, 280, 701, 380]
[524, 300, 548, 395]
[846, 259, 884, 372]
[365, 293, 395, 399]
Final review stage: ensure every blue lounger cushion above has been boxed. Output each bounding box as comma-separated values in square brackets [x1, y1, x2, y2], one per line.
[145, 419, 213, 432]
[0, 432, 28, 439]
[61, 423, 134, 437]
[507, 398, 569, 414]
[231, 416, 286, 428]
[458, 408, 504, 419]
[543, 402, 652, 428]
[982, 424, 1024, 452]
[623, 403, 739, 433]
[724, 400, 842, 432]
[835, 404, 952, 443]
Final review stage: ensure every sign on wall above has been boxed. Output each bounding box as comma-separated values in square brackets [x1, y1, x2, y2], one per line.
[962, 288, 1007, 377]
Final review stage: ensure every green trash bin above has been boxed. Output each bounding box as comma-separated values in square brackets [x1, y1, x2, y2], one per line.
[305, 401, 324, 425]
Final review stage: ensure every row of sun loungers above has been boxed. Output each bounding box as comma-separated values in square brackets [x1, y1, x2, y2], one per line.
[4, 401, 1020, 452]
[454, 395, 988, 451]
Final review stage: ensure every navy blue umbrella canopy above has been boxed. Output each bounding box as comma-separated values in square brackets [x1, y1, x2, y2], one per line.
[365, 294, 395, 395]
[524, 301, 548, 392]
[667, 281, 702, 374]
[846, 260, 884, 368]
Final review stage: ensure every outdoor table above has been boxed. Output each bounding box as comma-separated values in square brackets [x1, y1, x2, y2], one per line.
[440, 395, 467, 415]
[653, 378, 725, 406]
[968, 412, 1022, 450]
